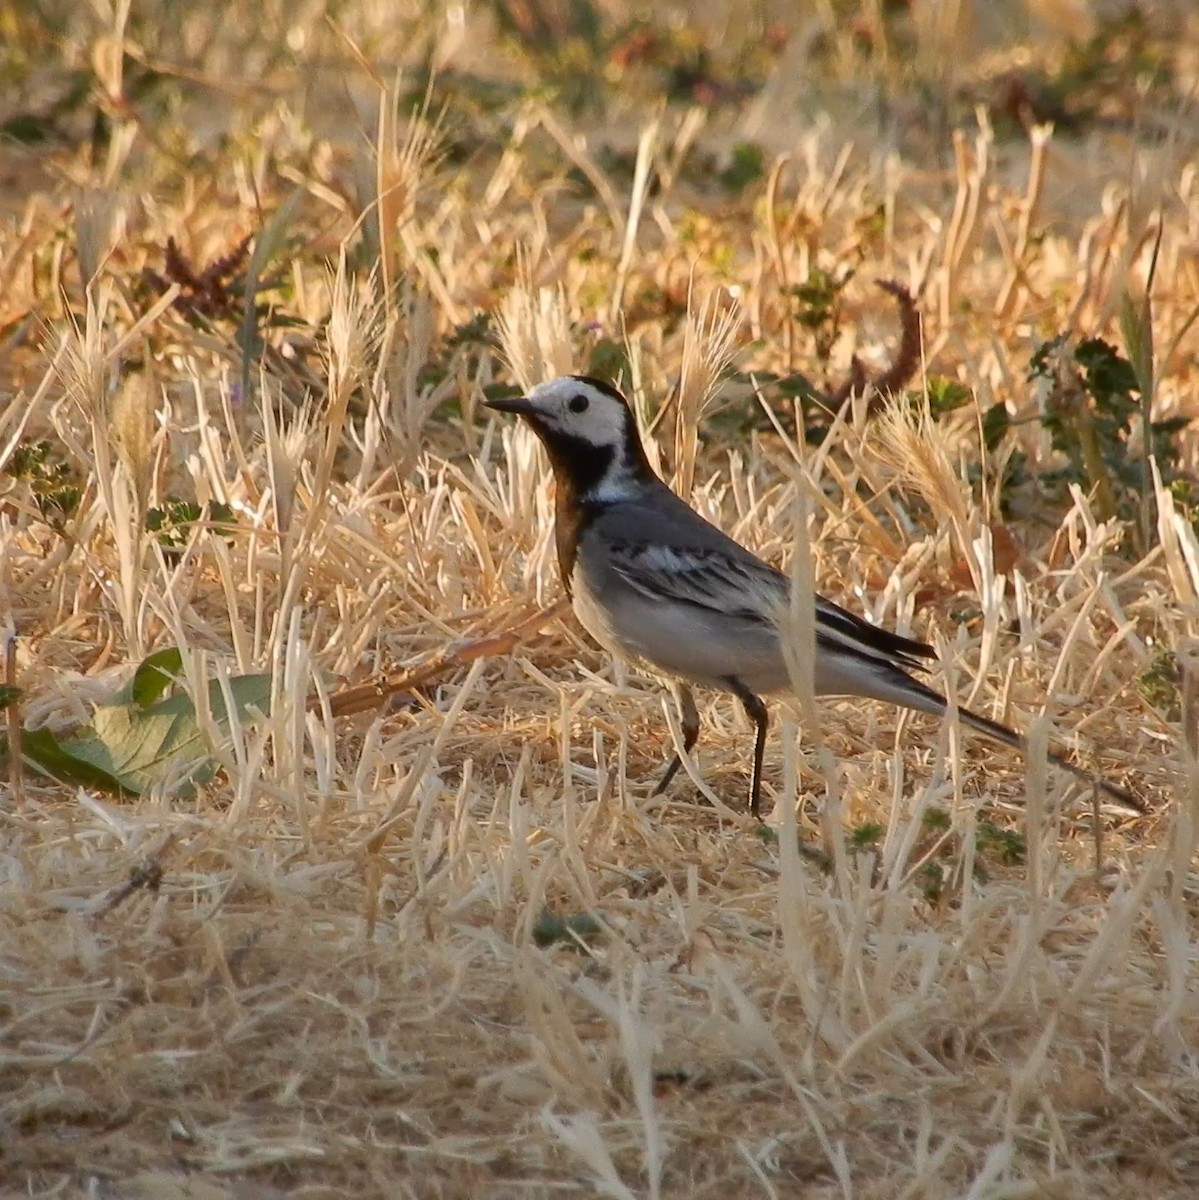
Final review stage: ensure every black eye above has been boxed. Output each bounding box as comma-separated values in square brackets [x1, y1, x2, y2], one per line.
[568, 394, 590, 414]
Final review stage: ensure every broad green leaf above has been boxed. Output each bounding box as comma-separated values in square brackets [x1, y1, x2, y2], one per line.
[18, 727, 129, 793]
[19, 673, 272, 797]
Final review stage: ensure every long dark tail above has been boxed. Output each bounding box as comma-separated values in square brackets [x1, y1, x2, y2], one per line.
[838, 655, 1142, 812]
[955, 701, 1141, 812]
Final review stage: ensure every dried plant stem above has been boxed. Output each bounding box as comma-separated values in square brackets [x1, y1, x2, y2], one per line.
[4, 630, 21, 807]
[321, 598, 571, 717]
[994, 124, 1052, 319]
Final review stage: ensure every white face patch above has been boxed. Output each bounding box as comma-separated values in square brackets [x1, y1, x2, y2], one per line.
[520, 376, 651, 502]
[525, 377, 634, 451]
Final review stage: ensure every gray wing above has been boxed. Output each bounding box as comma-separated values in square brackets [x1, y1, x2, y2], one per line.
[589, 491, 790, 621]
[587, 486, 935, 675]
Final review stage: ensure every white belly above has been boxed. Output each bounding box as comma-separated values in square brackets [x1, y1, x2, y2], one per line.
[570, 567, 626, 657]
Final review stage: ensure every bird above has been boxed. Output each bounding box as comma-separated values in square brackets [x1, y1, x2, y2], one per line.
[485, 374, 1140, 818]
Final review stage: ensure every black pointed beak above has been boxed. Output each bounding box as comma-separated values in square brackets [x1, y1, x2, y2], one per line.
[483, 394, 537, 416]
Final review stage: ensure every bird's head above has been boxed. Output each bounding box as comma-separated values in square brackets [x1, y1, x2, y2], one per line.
[485, 375, 656, 501]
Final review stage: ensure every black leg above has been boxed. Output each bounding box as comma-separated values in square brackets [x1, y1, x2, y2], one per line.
[654, 683, 700, 795]
[725, 677, 769, 820]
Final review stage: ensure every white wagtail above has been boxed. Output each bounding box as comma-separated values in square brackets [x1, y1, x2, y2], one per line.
[486, 375, 1139, 818]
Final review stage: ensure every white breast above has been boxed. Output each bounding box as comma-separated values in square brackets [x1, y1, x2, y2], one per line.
[569, 564, 625, 656]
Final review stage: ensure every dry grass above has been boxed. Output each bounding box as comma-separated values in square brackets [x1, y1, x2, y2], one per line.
[3, 2, 1199, 1197]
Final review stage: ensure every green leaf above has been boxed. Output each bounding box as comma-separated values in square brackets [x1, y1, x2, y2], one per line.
[127, 647, 185, 708]
[146, 500, 202, 546]
[17, 727, 130, 793]
[146, 498, 235, 553]
[0, 685, 21, 708]
[1027, 332, 1069, 383]
[1, 113, 55, 144]
[918, 861, 946, 902]
[586, 337, 629, 385]
[976, 821, 1027, 865]
[775, 372, 822, 402]
[1137, 649, 1181, 722]
[719, 141, 766, 193]
[20, 673, 272, 797]
[531, 911, 604, 949]
[4, 437, 82, 527]
[982, 402, 1011, 451]
[1075, 337, 1139, 403]
[925, 377, 972, 417]
[922, 806, 951, 831]
[482, 381, 522, 403]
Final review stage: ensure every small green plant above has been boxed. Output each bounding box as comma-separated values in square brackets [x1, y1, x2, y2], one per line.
[4, 439, 82, 529]
[923, 376, 972, 418]
[532, 910, 604, 950]
[719, 142, 766, 194]
[850, 821, 885, 850]
[982, 401, 1012, 453]
[146, 499, 237, 560]
[1137, 648, 1181, 723]
[1030, 335, 1139, 492]
[786, 266, 854, 365]
[922, 806, 951, 832]
[1023, 334, 1190, 544]
[905, 805, 1029, 902]
[585, 335, 630, 385]
[918, 860, 949, 904]
[976, 820, 1027, 866]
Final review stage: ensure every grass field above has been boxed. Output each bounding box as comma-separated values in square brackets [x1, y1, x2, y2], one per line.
[4, 2, 1199, 1196]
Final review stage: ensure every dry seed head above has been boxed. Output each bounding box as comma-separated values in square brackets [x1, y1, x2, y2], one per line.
[678, 288, 742, 414]
[392, 287, 454, 454]
[326, 253, 377, 402]
[674, 287, 743, 496]
[108, 364, 157, 519]
[496, 275, 575, 390]
[57, 284, 113, 419]
[263, 379, 316, 541]
[375, 79, 445, 287]
[74, 188, 126, 289]
[871, 392, 972, 560]
[390, 95, 444, 226]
